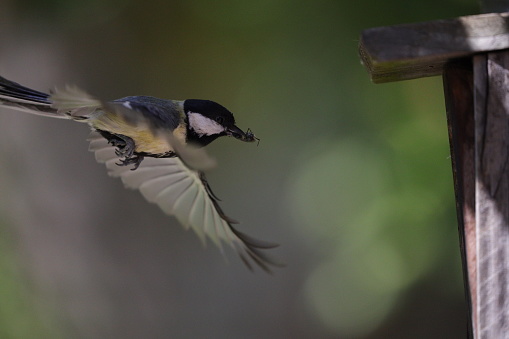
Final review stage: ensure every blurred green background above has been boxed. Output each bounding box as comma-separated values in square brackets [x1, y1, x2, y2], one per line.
[0, 0, 478, 338]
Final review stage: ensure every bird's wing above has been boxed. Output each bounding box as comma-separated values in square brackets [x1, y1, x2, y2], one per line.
[50, 85, 103, 119]
[88, 132, 280, 272]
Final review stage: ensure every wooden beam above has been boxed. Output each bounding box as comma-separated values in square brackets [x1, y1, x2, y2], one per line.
[359, 12, 509, 83]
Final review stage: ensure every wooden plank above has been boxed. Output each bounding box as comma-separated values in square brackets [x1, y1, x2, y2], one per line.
[474, 51, 509, 338]
[442, 59, 475, 339]
[359, 12, 509, 83]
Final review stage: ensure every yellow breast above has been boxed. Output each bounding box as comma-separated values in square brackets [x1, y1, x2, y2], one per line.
[91, 111, 187, 155]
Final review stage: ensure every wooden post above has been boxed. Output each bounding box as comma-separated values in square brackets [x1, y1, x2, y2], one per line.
[359, 12, 509, 339]
[473, 51, 509, 337]
[443, 58, 476, 337]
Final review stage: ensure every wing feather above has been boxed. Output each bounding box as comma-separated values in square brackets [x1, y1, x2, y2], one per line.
[171, 179, 199, 225]
[153, 178, 193, 215]
[88, 132, 280, 272]
[187, 188, 207, 245]
[202, 195, 223, 248]
[140, 174, 189, 204]
[122, 167, 177, 189]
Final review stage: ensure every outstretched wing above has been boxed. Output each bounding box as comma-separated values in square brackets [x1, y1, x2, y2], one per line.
[88, 132, 280, 272]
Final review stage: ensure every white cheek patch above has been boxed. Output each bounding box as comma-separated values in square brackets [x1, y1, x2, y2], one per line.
[188, 112, 225, 136]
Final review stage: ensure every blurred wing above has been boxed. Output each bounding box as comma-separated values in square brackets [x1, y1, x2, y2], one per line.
[88, 132, 280, 272]
[50, 85, 103, 118]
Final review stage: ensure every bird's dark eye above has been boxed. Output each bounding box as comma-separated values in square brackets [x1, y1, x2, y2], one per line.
[215, 116, 225, 124]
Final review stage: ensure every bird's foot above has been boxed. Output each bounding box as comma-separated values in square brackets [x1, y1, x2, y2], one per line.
[112, 137, 136, 159]
[113, 137, 144, 170]
[116, 153, 145, 170]
[96, 130, 142, 170]
[97, 130, 136, 159]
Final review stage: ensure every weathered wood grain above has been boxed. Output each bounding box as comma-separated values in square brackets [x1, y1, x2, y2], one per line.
[359, 12, 509, 83]
[474, 51, 509, 339]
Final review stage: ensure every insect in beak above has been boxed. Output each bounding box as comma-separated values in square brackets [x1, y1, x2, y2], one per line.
[226, 126, 259, 145]
[245, 128, 260, 146]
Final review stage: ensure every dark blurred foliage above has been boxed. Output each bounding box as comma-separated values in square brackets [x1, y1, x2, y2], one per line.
[0, 0, 479, 338]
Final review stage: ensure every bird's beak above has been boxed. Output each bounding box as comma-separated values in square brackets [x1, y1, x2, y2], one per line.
[226, 125, 249, 141]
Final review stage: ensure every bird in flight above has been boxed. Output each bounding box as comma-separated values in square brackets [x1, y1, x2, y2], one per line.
[0, 75, 279, 272]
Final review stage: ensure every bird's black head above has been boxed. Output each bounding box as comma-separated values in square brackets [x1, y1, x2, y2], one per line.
[184, 99, 249, 147]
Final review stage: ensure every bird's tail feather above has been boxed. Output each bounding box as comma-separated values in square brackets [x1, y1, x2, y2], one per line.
[0, 75, 65, 118]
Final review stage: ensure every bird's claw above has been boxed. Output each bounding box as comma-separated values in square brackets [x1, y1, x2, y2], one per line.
[116, 153, 144, 170]
[98, 131, 143, 170]
[110, 137, 135, 158]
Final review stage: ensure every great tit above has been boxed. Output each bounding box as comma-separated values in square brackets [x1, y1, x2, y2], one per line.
[0, 75, 279, 273]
